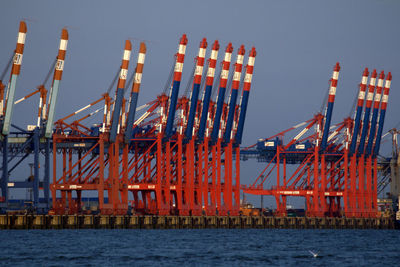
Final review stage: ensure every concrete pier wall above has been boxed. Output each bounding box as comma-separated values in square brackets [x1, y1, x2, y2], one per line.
[0, 215, 397, 230]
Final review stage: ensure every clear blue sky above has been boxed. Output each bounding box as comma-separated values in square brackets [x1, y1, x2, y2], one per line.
[1, 0, 399, 207]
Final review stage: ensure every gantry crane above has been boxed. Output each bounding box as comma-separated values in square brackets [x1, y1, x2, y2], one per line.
[241, 64, 392, 218]
[49, 32, 256, 216]
[0, 22, 68, 213]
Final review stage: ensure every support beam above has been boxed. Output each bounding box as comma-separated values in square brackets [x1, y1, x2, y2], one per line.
[125, 42, 146, 143]
[211, 43, 233, 143]
[357, 69, 377, 155]
[349, 68, 369, 155]
[2, 21, 27, 135]
[110, 40, 132, 142]
[197, 40, 219, 142]
[321, 62, 340, 151]
[223, 45, 245, 144]
[184, 38, 207, 140]
[235, 47, 256, 146]
[45, 28, 69, 138]
[165, 34, 188, 139]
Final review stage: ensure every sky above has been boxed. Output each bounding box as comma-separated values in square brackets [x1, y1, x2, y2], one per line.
[1, 0, 399, 207]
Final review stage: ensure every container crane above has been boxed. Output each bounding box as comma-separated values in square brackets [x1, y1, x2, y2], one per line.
[242, 63, 393, 218]
[1, 23, 68, 212]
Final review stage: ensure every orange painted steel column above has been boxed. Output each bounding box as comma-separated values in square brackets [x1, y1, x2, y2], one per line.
[372, 72, 392, 216]
[349, 68, 369, 217]
[343, 118, 352, 216]
[198, 40, 220, 215]
[223, 45, 245, 214]
[177, 133, 185, 214]
[320, 63, 340, 216]
[365, 71, 385, 217]
[357, 69, 377, 217]
[98, 134, 105, 212]
[188, 39, 208, 215]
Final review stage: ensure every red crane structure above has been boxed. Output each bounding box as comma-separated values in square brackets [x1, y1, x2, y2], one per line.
[2, 22, 393, 218]
[241, 63, 392, 218]
[50, 34, 257, 216]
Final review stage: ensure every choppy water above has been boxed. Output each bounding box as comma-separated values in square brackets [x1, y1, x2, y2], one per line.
[0, 229, 399, 266]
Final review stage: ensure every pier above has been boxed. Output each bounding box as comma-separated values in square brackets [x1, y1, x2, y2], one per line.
[1, 215, 397, 230]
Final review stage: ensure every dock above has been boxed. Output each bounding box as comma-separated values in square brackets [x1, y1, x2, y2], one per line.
[0, 215, 397, 230]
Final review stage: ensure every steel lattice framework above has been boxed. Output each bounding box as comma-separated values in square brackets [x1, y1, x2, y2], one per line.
[241, 64, 392, 218]
[48, 34, 256, 216]
[1, 22, 394, 219]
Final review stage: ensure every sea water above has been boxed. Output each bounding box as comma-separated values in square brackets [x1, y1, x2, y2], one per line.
[0, 229, 399, 266]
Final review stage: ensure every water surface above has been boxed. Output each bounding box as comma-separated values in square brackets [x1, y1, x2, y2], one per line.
[0, 229, 399, 266]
